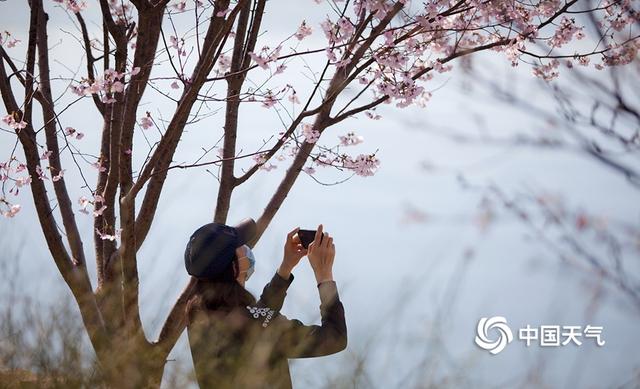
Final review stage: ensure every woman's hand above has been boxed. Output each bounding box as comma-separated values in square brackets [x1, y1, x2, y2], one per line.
[278, 227, 308, 279]
[307, 224, 335, 284]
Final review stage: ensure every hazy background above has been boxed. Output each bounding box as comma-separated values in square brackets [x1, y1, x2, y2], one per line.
[1, 1, 639, 388]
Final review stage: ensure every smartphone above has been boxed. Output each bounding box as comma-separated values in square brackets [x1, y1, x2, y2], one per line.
[297, 229, 321, 249]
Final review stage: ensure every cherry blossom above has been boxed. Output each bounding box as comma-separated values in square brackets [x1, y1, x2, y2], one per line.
[169, 35, 186, 56]
[111, 81, 125, 93]
[93, 205, 107, 217]
[53, 0, 87, 13]
[216, 7, 230, 17]
[217, 54, 231, 73]
[339, 132, 364, 146]
[16, 175, 31, 188]
[249, 52, 270, 69]
[35, 165, 48, 180]
[533, 59, 560, 81]
[171, 0, 186, 11]
[71, 68, 129, 103]
[78, 196, 90, 214]
[0, 31, 20, 48]
[108, 0, 133, 26]
[52, 169, 66, 182]
[40, 150, 53, 160]
[365, 111, 382, 120]
[550, 17, 584, 48]
[275, 64, 287, 74]
[139, 112, 154, 129]
[64, 126, 84, 139]
[248, 46, 282, 70]
[1, 203, 21, 218]
[2, 113, 27, 130]
[343, 154, 380, 177]
[252, 153, 277, 171]
[288, 91, 300, 104]
[95, 228, 121, 241]
[302, 123, 320, 144]
[92, 160, 107, 172]
[262, 92, 277, 108]
[295, 21, 313, 41]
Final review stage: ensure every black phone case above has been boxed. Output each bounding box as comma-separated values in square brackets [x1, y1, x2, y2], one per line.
[298, 229, 320, 249]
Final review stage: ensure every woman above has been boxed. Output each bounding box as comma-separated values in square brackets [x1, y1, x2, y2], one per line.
[184, 219, 347, 389]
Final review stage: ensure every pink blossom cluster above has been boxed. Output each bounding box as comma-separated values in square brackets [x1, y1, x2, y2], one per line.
[375, 72, 427, 108]
[170, 35, 187, 57]
[342, 153, 380, 177]
[71, 68, 139, 103]
[273, 144, 384, 178]
[92, 159, 107, 172]
[602, 40, 639, 67]
[320, 16, 356, 45]
[64, 127, 85, 140]
[302, 123, 320, 144]
[304, 0, 637, 110]
[262, 92, 278, 108]
[339, 132, 364, 147]
[532, 59, 560, 81]
[248, 46, 282, 70]
[108, 0, 134, 26]
[78, 194, 106, 216]
[602, 0, 637, 31]
[549, 17, 584, 48]
[0, 31, 20, 48]
[0, 159, 32, 197]
[288, 91, 300, 104]
[252, 152, 277, 171]
[2, 113, 27, 131]
[0, 201, 21, 218]
[139, 112, 154, 130]
[170, 0, 207, 12]
[95, 227, 122, 241]
[171, 0, 187, 11]
[538, 0, 562, 18]
[295, 21, 313, 41]
[217, 54, 232, 73]
[52, 0, 87, 13]
[216, 7, 231, 17]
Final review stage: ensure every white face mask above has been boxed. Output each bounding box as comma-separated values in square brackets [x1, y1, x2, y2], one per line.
[245, 248, 255, 281]
[238, 247, 256, 282]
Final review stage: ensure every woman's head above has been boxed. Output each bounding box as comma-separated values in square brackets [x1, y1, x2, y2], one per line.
[198, 245, 254, 285]
[186, 245, 257, 321]
[184, 219, 257, 279]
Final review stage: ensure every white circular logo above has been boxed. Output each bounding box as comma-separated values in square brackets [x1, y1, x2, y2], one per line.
[475, 316, 513, 355]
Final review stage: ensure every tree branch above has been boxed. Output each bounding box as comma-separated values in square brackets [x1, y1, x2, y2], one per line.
[0, 4, 107, 358]
[132, 0, 245, 251]
[76, 12, 105, 116]
[214, 0, 268, 224]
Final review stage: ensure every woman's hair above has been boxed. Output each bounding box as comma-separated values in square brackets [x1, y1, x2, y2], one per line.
[186, 253, 256, 324]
